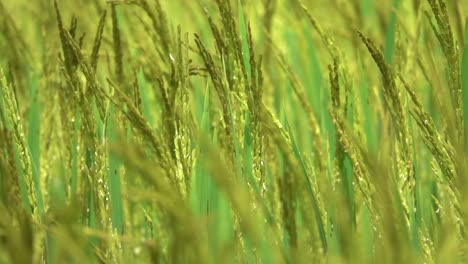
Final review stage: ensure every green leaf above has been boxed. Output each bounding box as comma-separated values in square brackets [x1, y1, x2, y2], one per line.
[107, 106, 124, 234]
[27, 70, 45, 217]
[238, 0, 251, 80]
[285, 116, 327, 252]
[462, 19, 468, 154]
[384, 0, 400, 64]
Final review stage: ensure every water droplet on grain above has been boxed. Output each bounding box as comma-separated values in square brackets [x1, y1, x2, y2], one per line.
[133, 246, 142, 256]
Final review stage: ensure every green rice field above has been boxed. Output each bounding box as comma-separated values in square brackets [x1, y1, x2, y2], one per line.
[1, 0, 468, 263]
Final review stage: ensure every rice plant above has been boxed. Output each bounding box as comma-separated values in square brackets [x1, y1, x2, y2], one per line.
[0, 0, 468, 263]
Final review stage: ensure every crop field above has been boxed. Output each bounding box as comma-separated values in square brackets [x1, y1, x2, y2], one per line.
[1, 0, 468, 263]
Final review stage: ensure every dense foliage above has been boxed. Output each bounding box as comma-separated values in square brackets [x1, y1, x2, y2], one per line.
[1, 0, 468, 263]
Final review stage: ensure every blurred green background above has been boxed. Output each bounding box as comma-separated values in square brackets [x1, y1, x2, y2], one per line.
[1, 0, 468, 263]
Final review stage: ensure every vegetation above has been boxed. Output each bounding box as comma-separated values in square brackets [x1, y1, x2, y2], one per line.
[0, 0, 468, 262]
